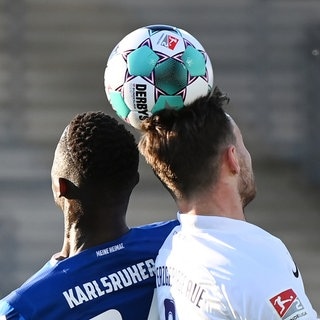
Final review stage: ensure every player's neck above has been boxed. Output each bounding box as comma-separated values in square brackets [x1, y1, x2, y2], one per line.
[58, 214, 129, 259]
[178, 202, 245, 220]
[177, 184, 246, 221]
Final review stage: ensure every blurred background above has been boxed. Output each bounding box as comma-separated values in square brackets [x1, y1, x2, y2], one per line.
[0, 0, 319, 312]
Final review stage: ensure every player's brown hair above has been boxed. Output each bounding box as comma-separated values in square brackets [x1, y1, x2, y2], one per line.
[138, 87, 233, 200]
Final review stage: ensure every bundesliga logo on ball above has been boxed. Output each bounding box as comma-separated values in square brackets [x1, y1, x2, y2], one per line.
[104, 24, 214, 129]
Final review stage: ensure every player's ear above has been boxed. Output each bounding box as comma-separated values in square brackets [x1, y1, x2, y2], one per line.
[58, 178, 80, 199]
[225, 145, 240, 175]
[58, 178, 69, 198]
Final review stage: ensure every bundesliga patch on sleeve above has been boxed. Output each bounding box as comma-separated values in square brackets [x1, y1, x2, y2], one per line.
[269, 289, 307, 319]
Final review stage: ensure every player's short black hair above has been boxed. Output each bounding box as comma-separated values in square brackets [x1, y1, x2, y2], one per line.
[138, 87, 234, 200]
[57, 111, 139, 193]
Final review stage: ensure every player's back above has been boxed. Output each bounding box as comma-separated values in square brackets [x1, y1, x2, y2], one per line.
[0, 219, 178, 320]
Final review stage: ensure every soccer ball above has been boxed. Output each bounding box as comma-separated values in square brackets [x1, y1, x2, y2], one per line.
[104, 24, 214, 129]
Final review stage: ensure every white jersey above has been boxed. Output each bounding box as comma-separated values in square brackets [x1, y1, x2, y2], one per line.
[156, 213, 318, 320]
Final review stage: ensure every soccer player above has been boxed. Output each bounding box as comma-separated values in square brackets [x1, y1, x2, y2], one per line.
[138, 88, 319, 319]
[0, 111, 178, 319]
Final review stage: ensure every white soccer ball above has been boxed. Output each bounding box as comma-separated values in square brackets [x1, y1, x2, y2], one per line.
[104, 24, 214, 129]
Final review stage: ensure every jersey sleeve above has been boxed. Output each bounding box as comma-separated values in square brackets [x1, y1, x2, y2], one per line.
[0, 301, 26, 320]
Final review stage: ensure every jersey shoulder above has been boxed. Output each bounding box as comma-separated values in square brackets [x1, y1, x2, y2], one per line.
[0, 297, 25, 320]
[130, 219, 179, 243]
[134, 219, 179, 231]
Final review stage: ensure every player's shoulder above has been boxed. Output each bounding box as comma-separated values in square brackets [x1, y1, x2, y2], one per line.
[130, 219, 179, 240]
[134, 219, 179, 232]
[0, 298, 25, 320]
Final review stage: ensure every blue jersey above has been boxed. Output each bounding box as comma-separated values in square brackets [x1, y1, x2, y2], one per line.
[0, 220, 178, 320]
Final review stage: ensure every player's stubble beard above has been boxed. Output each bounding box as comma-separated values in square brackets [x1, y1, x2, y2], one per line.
[238, 154, 256, 209]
